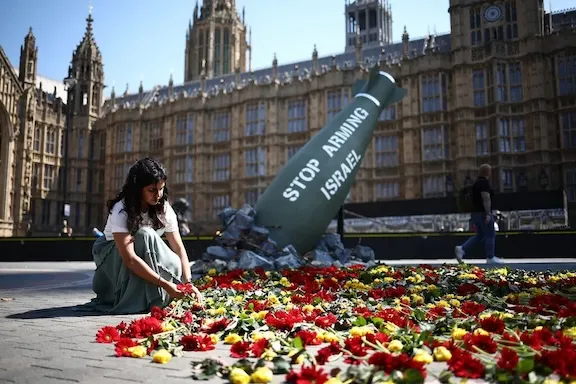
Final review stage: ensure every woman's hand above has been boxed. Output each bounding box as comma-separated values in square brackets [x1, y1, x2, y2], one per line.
[191, 285, 204, 306]
[163, 281, 184, 300]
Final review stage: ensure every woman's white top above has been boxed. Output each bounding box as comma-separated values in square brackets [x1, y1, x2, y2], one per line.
[103, 199, 179, 241]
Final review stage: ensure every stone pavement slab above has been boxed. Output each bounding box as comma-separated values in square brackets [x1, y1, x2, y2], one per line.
[1, 260, 574, 383]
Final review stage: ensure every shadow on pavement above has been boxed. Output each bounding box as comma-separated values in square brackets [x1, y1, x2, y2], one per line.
[0, 271, 92, 290]
[5, 304, 120, 319]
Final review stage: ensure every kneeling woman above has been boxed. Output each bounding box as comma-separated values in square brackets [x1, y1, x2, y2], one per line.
[91, 157, 202, 314]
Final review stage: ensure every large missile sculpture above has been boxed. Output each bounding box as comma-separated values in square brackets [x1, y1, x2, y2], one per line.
[254, 65, 407, 254]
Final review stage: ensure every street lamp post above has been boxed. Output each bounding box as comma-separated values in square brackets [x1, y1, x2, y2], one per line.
[63, 74, 77, 221]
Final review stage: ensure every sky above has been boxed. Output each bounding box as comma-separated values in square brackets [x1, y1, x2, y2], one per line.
[0, 0, 571, 98]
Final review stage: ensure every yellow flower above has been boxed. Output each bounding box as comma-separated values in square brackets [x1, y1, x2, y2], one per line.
[325, 378, 344, 384]
[234, 295, 244, 303]
[268, 295, 280, 305]
[207, 268, 217, 276]
[427, 285, 438, 291]
[286, 303, 294, 310]
[161, 321, 175, 332]
[458, 273, 479, 279]
[152, 349, 172, 364]
[210, 334, 219, 344]
[350, 326, 374, 337]
[302, 304, 315, 312]
[229, 368, 251, 384]
[279, 277, 291, 287]
[225, 333, 243, 344]
[474, 328, 489, 336]
[260, 349, 278, 360]
[383, 277, 395, 284]
[413, 350, 433, 364]
[436, 300, 450, 308]
[433, 346, 452, 362]
[295, 354, 306, 364]
[318, 331, 340, 343]
[564, 327, 576, 338]
[449, 299, 461, 307]
[251, 367, 273, 383]
[215, 307, 226, 315]
[388, 340, 404, 352]
[452, 328, 468, 340]
[400, 296, 411, 305]
[411, 294, 424, 305]
[128, 345, 147, 358]
[492, 267, 508, 276]
[251, 331, 276, 341]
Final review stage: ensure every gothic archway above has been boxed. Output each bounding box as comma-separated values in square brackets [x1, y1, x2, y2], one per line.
[0, 100, 14, 224]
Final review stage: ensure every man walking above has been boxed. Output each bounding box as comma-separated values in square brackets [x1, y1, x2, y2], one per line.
[455, 164, 503, 264]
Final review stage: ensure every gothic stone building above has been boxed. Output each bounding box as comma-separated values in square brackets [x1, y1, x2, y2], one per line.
[0, 13, 105, 236]
[98, 0, 576, 228]
[1, 0, 576, 236]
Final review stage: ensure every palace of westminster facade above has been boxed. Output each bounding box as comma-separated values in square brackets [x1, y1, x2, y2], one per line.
[0, 0, 575, 236]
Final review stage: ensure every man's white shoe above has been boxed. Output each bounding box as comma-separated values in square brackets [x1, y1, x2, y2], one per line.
[487, 256, 504, 264]
[454, 246, 465, 264]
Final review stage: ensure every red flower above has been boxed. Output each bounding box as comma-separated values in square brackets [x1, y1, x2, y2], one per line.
[150, 306, 167, 320]
[295, 330, 322, 346]
[343, 336, 368, 357]
[285, 365, 329, 384]
[124, 317, 163, 338]
[497, 348, 519, 371]
[464, 334, 498, 354]
[202, 318, 230, 334]
[230, 341, 252, 358]
[314, 313, 337, 328]
[265, 309, 304, 331]
[95, 326, 120, 343]
[367, 352, 427, 377]
[250, 339, 269, 358]
[180, 334, 215, 351]
[447, 348, 485, 379]
[116, 321, 127, 333]
[179, 310, 194, 324]
[114, 338, 138, 357]
[537, 346, 576, 379]
[365, 332, 390, 345]
[315, 342, 341, 365]
[479, 316, 505, 334]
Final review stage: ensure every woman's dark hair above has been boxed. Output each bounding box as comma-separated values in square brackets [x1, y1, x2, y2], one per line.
[107, 157, 169, 235]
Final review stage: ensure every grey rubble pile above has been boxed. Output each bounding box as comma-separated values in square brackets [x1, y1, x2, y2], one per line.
[190, 204, 376, 275]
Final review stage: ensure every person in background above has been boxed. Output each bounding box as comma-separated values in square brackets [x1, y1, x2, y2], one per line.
[83, 157, 203, 314]
[59, 220, 71, 237]
[455, 164, 503, 264]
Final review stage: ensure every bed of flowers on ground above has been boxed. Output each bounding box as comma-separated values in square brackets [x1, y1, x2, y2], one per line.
[95, 264, 576, 383]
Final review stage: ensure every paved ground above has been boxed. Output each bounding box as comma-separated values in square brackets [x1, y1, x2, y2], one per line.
[0, 259, 575, 384]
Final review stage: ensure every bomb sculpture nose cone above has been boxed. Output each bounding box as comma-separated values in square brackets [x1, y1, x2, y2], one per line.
[254, 65, 407, 254]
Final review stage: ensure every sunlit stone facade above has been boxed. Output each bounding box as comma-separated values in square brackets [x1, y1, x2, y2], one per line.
[1, 0, 576, 235]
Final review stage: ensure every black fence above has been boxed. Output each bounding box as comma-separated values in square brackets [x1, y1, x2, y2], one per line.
[0, 231, 573, 263]
[340, 189, 567, 218]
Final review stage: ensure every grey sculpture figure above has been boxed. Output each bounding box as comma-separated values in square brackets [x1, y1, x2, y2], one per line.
[254, 65, 407, 254]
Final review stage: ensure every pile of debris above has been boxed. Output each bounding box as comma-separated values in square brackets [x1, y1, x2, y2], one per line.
[190, 204, 376, 275]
